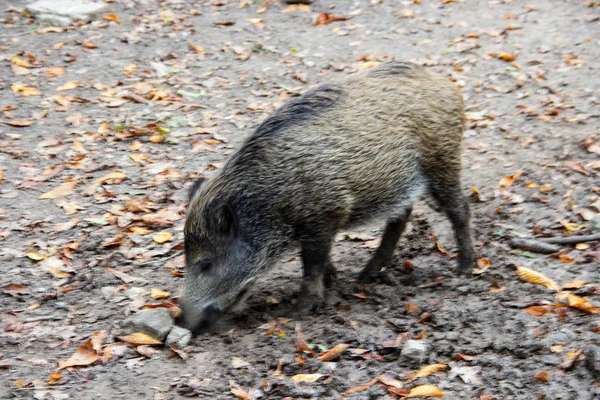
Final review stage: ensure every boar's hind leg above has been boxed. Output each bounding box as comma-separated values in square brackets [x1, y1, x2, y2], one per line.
[429, 182, 474, 275]
[358, 207, 412, 284]
[297, 237, 334, 312]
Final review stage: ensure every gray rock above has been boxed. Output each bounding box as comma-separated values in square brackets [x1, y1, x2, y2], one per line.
[165, 325, 192, 348]
[122, 308, 173, 341]
[25, 0, 107, 27]
[590, 215, 600, 234]
[585, 345, 600, 379]
[401, 340, 429, 360]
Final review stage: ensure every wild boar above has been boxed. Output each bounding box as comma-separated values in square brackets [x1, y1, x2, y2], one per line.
[178, 61, 473, 331]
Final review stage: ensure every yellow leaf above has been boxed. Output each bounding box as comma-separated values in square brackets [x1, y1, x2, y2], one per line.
[407, 363, 448, 382]
[57, 340, 99, 370]
[567, 294, 600, 314]
[129, 226, 152, 235]
[317, 343, 350, 361]
[123, 64, 137, 74]
[150, 288, 171, 299]
[26, 249, 48, 261]
[498, 53, 516, 62]
[406, 384, 444, 398]
[46, 67, 65, 77]
[98, 122, 109, 134]
[48, 373, 63, 385]
[11, 84, 40, 96]
[103, 13, 121, 23]
[130, 153, 149, 163]
[516, 266, 560, 291]
[291, 373, 323, 383]
[73, 140, 87, 153]
[152, 231, 173, 244]
[118, 332, 162, 346]
[39, 181, 77, 199]
[56, 81, 79, 91]
[11, 57, 30, 67]
[498, 172, 521, 187]
[473, 258, 493, 274]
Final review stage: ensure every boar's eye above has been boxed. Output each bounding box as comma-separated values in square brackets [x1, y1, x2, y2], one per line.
[198, 260, 212, 273]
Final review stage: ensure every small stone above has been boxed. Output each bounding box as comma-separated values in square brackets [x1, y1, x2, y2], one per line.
[25, 0, 107, 27]
[585, 345, 600, 379]
[401, 340, 429, 360]
[589, 215, 600, 234]
[165, 326, 192, 348]
[122, 308, 173, 341]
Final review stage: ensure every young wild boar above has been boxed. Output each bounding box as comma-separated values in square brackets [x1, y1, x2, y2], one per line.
[178, 61, 473, 332]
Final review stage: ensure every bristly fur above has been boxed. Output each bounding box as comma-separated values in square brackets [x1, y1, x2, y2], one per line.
[180, 61, 473, 332]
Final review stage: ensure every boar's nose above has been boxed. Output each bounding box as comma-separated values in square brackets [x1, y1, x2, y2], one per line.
[201, 302, 222, 327]
[177, 301, 222, 332]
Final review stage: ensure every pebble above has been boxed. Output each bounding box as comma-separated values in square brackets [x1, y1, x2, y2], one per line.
[25, 0, 106, 27]
[401, 340, 429, 360]
[122, 308, 173, 341]
[165, 325, 192, 348]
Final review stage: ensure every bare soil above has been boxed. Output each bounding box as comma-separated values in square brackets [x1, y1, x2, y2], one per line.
[1, 0, 599, 399]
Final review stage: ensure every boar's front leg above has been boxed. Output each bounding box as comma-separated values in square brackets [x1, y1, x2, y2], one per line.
[297, 236, 335, 312]
[358, 207, 412, 284]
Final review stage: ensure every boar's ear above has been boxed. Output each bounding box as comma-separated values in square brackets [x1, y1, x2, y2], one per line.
[188, 177, 207, 205]
[206, 201, 237, 240]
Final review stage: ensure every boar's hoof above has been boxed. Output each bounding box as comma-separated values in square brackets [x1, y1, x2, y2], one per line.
[357, 268, 398, 285]
[295, 283, 325, 314]
[324, 262, 337, 288]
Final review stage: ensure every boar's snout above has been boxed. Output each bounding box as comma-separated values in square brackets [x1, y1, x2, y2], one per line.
[176, 299, 222, 332]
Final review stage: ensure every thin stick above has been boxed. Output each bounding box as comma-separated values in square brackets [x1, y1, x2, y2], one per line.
[539, 233, 600, 245]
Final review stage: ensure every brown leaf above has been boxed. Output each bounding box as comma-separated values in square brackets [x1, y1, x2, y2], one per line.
[83, 171, 127, 196]
[39, 181, 77, 199]
[353, 292, 369, 299]
[107, 267, 148, 284]
[558, 348, 585, 370]
[318, 343, 349, 361]
[343, 378, 379, 395]
[118, 332, 162, 346]
[0, 119, 33, 127]
[534, 370, 549, 382]
[150, 288, 171, 299]
[295, 324, 314, 356]
[314, 12, 351, 26]
[57, 340, 98, 370]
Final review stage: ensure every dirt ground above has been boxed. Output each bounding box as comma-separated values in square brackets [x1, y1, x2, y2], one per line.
[1, 0, 599, 399]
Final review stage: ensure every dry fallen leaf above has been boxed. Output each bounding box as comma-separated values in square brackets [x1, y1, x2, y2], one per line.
[318, 343, 349, 361]
[57, 340, 99, 370]
[150, 288, 170, 299]
[559, 348, 585, 370]
[11, 84, 40, 96]
[232, 357, 251, 368]
[56, 81, 79, 91]
[314, 12, 351, 26]
[407, 363, 448, 382]
[118, 332, 162, 346]
[516, 266, 560, 291]
[534, 370, 549, 382]
[152, 231, 173, 244]
[343, 378, 379, 395]
[230, 380, 250, 400]
[83, 171, 127, 196]
[291, 373, 323, 383]
[499, 172, 521, 187]
[473, 258, 493, 274]
[406, 384, 444, 398]
[39, 181, 77, 200]
[566, 293, 600, 314]
[295, 324, 314, 356]
[103, 13, 121, 23]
